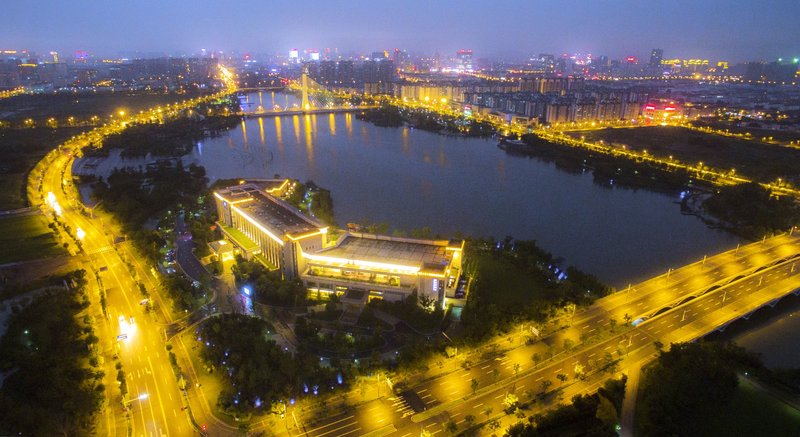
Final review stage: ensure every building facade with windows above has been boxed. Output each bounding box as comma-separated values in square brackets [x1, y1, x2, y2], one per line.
[214, 181, 464, 305]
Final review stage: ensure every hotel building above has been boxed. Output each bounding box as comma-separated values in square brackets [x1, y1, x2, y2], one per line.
[213, 181, 464, 305]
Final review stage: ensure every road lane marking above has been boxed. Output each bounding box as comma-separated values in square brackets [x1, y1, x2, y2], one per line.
[326, 425, 362, 437]
[314, 421, 360, 437]
[305, 415, 354, 434]
[473, 403, 484, 409]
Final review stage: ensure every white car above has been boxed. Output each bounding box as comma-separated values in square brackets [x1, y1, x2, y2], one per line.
[118, 315, 129, 340]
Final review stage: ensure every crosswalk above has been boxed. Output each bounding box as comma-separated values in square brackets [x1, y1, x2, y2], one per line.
[388, 396, 415, 417]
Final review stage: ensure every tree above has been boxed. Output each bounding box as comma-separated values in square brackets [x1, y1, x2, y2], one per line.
[531, 352, 542, 368]
[503, 393, 520, 413]
[492, 368, 500, 382]
[464, 414, 476, 428]
[471, 378, 479, 394]
[540, 379, 552, 394]
[563, 338, 574, 351]
[595, 394, 618, 430]
[483, 406, 494, 419]
[513, 363, 521, 377]
[608, 318, 617, 332]
[623, 313, 633, 325]
[556, 373, 568, 385]
[444, 420, 458, 435]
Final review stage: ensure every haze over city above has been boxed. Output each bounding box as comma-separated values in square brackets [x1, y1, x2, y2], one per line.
[3, 2, 800, 437]
[3, 0, 800, 61]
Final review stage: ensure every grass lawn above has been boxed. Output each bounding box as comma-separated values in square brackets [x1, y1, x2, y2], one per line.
[568, 126, 800, 182]
[0, 213, 65, 264]
[695, 377, 800, 437]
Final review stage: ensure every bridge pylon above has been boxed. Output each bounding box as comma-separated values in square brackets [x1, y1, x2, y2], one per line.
[301, 65, 310, 111]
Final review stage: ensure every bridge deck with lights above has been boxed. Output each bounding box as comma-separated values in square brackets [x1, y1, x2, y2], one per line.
[244, 105, 378, 118]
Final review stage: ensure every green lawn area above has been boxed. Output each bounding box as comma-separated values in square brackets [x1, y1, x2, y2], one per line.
[695, 377, 800, 437]
[0, 213, 65, 264]
[568, 126, 800, 182]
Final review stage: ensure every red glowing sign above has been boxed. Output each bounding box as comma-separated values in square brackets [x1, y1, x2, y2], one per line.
[665, 106, 676, 111]
[645, 105, 656, 111]
[626, 56, 637, 63]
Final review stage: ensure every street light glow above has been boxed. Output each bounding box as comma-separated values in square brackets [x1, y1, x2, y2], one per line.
[76, 227, 85, 240]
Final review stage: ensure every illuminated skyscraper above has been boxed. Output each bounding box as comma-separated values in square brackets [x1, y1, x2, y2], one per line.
[649, 49, 663, 67]
[456, 49, 473, 71]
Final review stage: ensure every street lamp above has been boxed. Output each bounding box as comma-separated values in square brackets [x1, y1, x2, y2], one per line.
[123, 393, 148, 407]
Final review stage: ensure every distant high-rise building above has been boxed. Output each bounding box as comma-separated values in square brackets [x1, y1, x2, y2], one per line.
[456, 49, 473, 71]
[309, 51, 320, 61]
[393, 48, 410, 70]
[371, 51, 388, 61]
[649, 49, 663, 67]
[289, 48, 299, 64]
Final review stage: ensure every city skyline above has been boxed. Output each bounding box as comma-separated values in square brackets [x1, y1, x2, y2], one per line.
[2, 0, 799, 62]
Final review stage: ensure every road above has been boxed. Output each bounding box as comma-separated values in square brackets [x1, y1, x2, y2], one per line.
[38, 149, 197, 436]
[401, 256, 800, 436]
[266, 233, 800, 437]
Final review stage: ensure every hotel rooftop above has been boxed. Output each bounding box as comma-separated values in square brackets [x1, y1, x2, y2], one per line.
[312, 234, 460, 275]
[214, 181, 325, 240]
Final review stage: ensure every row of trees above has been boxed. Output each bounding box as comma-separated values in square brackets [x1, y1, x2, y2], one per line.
[0, 270, 105, 435]
[505, 376, 626, 436]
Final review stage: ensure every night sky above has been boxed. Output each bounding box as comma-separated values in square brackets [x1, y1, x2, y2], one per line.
[3, 0, 798, 61]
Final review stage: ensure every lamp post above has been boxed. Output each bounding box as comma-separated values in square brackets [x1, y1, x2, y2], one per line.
[122, 393, 148, 408]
